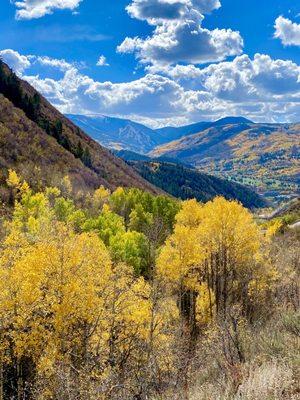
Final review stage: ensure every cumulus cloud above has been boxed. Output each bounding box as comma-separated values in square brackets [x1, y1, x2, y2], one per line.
[2, 48, 300, 125]
[147, 63, 203, 81]
[23, 54, 300, 124]
[126, 0, 221, 23]
[151, 54, 300, 100]
[196, 54, 300, 103]
[118, 0, 242, 65]
[36, 56, 73, 71]
[0, 49, 32, 74]
[13, 0, 82, 20]
[21, 61, 226, 122]
[274, 16, 300, 46]
[96, 55, 109, 67]
[0, 50, 78, 75]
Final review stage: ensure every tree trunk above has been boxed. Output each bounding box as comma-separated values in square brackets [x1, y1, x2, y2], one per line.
[0, 360, 3, 400]
[17, 361, 23, 400]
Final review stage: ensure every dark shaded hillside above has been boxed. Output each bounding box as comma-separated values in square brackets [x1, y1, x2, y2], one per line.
[0, 60, 161, 196]
[113, 149, 152, 162]
[131, 161, 267, 209]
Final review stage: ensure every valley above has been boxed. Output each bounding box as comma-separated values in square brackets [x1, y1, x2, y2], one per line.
[70, 114, 299, 203]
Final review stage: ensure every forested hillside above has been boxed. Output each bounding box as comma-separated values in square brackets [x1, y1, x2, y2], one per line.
[151, 122, 300, 202]
[131, 161, 267, 208]
[0, 171, 298, 399]
[0, 60, 160, 198]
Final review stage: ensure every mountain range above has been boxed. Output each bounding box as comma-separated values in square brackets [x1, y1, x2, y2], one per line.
[67, 114, 300, 202]
[151, 121, 299, 202]
[67, 114, 253, 153]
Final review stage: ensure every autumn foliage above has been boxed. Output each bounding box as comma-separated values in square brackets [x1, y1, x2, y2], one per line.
[0, 171, 298, 400]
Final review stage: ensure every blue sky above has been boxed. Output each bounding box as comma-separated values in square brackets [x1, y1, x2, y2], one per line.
[1, 0, 300, 127]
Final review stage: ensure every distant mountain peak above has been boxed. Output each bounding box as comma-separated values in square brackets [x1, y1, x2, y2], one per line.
[214, 116, 254, 125]
[67, 113, 158, 154]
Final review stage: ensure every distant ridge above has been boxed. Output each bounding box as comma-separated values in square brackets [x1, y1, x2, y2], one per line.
[155, 116, 253, 144]
[214, 116, 253, 125]
[65, 113, 299, 201]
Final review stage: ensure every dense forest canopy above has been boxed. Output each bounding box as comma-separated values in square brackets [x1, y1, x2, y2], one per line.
[131, 161, 267, 209]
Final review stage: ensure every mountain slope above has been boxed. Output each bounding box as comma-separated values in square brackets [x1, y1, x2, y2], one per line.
[131, 161, 267, 209]
[67, 114, 159, 153]
[155, 117, 253, 144]
[151, 122, 300, 202]
[0, 61, 161, 196]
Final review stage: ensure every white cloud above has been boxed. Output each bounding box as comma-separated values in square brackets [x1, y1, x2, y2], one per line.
[36, 56, 73, 71]
[23, 54, 300, 124]
[2, 48, 300, 125]
[151, 54, 300, 100]
[274, 16, 300, 46]
[13, 0, 82, 20]
[126, 0, 221, 23]
[0, 50, 77, 75]
[118, 0, 242, 65]
[147, 63, 203, 81]
[130, 114, 190, 128]
[198, 54, 300, 99]
[0, 49, 32, 74]
[22, 65, 222, 122]
[96, 55, 109, 67]
[193, 0, 221, 14]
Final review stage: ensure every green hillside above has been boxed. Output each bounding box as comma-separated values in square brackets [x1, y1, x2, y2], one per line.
[131, 161, 267, 209]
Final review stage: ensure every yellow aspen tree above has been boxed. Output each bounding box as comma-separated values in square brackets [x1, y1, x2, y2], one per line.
[103, 263, 178, 399]
[93, 186, 110, 211]
[195, 197, 263, 317]
[157, 200, 204, 335]
[0, 221, 112, 398]
[156, 200, 205, 400]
